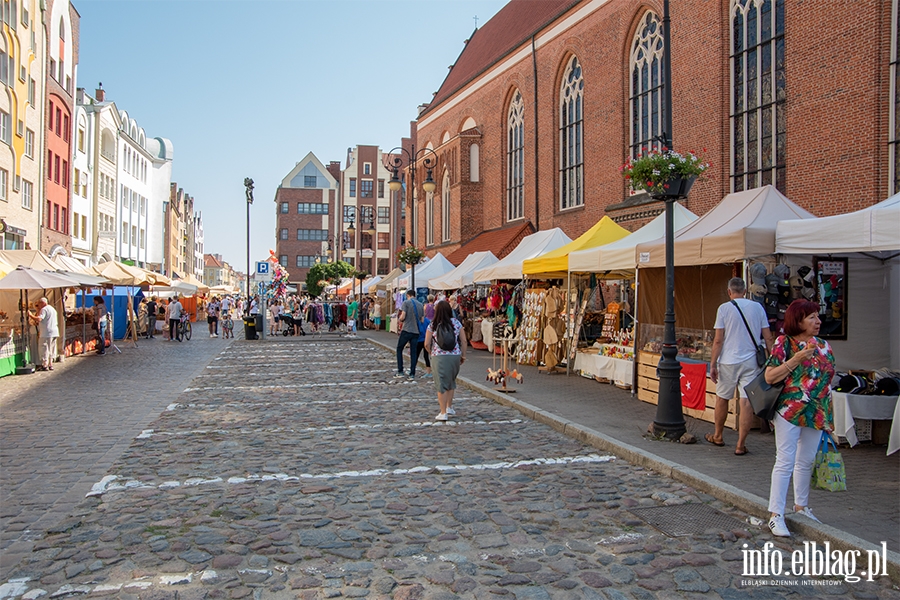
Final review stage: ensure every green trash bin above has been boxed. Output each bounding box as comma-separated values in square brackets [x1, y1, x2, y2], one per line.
[385, 315, 390, 332]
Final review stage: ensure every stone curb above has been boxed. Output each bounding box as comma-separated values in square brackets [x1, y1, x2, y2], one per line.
[366, 336, 900, 582]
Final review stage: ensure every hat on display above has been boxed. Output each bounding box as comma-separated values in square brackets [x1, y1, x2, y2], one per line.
[789, 276, 804, 299]
[764, 294, 779, 316]
[765, 274, 780, 294]
[773, 264, 791, 280]
[749, 262, 768, 286]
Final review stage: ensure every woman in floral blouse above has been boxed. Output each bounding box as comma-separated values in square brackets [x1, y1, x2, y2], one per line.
[764, 300, 835, 538]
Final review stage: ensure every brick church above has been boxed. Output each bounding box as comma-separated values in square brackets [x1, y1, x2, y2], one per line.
[409, 0, 898, 260]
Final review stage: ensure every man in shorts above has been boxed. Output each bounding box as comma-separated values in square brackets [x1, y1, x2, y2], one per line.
[207, 296, 220, 338]
[708, 277, 774, 455]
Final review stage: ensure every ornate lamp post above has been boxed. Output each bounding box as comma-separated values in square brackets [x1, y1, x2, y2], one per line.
[383, 145, 437, 292]
[651, 0, 687, 440]
[244, 178, 254, 307]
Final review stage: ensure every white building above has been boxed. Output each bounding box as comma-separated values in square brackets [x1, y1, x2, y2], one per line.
[145, 136, 173, 271]
[70, 101, 92, 264]
[192, 211, 203, 279]
[115, 110, 153, 267]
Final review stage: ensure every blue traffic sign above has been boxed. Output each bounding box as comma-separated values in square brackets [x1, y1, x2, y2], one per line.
[256, 261, 270, 275]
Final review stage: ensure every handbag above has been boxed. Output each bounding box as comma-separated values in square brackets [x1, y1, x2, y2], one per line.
[743, 342, 792, 420]
[812, 432, 846, 492]
[412, 302, 426, 337]
[731, 300, 767, 367]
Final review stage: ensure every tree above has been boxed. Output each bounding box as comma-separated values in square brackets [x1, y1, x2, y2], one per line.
[305, 261, 354, 298]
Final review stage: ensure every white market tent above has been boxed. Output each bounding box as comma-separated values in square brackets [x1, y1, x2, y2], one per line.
[429, 251, 498, 290]
[361, 276, 382, 293]
[776, 193, 900, 372]
[394, 253, 455, 290]
[473, 228, 572, 282]
[635, 185, 815, 267]
[568, 204, 699, 276]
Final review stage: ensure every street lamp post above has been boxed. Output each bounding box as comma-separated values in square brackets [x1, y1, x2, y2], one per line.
[651, 0, 687, 440]
[244, 178, 254, 310]
[383, 145, 437, 292]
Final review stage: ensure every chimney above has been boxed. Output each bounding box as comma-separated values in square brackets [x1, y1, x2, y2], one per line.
[95, 82, 105, 102]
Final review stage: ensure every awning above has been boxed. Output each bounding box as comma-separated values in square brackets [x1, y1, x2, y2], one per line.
[395, 253, 456, 289]
[523, 216, 630, 278]
[444, 222, 534, 265]
[568, 204, 699, 276]
[473, 228, 572, 282]
[429, 251, 498, 289]
[375, 267, 405, 290]
[635, 185, 815, 267]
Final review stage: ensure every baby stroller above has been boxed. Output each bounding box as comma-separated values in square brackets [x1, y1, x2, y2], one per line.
[280, 312, 305, 336]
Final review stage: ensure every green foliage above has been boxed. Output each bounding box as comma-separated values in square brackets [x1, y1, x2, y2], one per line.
[305, 260, 354, 297]
[396, 244, 426, 266]
[621, 149, 709, 195]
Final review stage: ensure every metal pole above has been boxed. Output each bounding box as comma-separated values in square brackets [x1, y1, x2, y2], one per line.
[244, 178, 254, 314]
[652, 0, 686, 439]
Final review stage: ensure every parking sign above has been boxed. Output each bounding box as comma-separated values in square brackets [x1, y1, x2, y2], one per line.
[256, 261, 270, 275]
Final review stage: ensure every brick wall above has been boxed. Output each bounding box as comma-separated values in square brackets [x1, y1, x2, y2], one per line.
[274, 187, 335, 283]
[413, 0, 893, 248]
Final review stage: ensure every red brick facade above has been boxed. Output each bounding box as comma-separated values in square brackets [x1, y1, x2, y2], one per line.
[412, 0, 895, 255]
[274, 186, 337, 284]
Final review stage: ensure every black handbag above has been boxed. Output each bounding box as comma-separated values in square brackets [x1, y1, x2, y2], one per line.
[732, 300, 767, 367]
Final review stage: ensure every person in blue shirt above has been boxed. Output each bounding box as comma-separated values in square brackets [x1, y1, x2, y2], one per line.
[413, 315, 432, 378]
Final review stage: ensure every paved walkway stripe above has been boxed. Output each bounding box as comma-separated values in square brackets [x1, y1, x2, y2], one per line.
[86, 453, 616, 497]
[183, 381, 403, 392]
[165, 395, 486, 411]
[136, 418, 525, 438]
[197, 369, 388, 377]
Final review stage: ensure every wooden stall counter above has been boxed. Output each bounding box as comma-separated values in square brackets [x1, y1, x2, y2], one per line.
[637, 351, 749, 430]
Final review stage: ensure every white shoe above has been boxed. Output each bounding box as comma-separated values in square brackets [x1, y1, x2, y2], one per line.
[768, 514, 791, 537]
[795, 507, 821, 523]
[435, 413, 448, 421]
[393, 372, 406, 378]
[446, 407, 456, 415]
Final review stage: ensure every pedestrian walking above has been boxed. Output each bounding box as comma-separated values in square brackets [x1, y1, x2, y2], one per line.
[207, 296, 220, 338]
[92, 296, 108, 354]
[360, 296, 370, 330]
[168, 296, 184, 342]
[222, 311, 234, 339]
[146, 296, 158, 339]
[29, 297, 59, 371]
[424, 294, 436, 320]
[414, 313, 432, 377]
[395, 290, 424, 378]
[137, 299, 148, 338]
[765, 300, 835, 537]
[347, 296, 358, 337]
[372, 298, 382, 330]
[708, 277, 774, 455]
[424, 300, 467, 421]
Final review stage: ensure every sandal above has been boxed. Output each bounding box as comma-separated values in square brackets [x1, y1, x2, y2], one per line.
[705, 433, 725, 447]
[734, 447, 749, 456]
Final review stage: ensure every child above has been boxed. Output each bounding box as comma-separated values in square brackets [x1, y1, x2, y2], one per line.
[222, 311, 234, 339]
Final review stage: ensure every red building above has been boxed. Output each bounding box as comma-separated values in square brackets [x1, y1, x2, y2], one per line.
[274, 153, 342, 283]
[411, 0, 897, 256]
[41, 0, 79, 256]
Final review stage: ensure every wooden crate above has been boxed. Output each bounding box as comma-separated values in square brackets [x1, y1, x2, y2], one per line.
[636, 351, 748, 430]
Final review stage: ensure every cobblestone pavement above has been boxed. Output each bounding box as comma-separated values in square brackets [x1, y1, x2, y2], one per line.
[1, 337, 898, 599]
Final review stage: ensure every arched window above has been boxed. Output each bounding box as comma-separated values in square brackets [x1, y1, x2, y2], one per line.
[559, 56, 584, 210]
[630, 11, 664, 158]
[891, 0, 899, 193]
[58, 16, 65, 40]
[731, 0, 786, 192]
[470, 144, 479, 182]
[507, 90, 525, 220]
[442, 170, 451, 242]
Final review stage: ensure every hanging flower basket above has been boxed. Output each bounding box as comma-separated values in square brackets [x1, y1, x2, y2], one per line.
[396, 244, 425, 266]
[621, 149, 709, 198]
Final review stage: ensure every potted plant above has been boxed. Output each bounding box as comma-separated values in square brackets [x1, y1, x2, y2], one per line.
[621, 148, 709, 199]
[396, 244, 426, 267]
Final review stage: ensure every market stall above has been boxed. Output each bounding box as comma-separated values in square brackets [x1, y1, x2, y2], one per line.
[633, 185, 815, 426]
[566, 205, 700, 384]
[374, 267, 404, 332]
[775, 193, 900, 452]
[472, 228, 571, 283]
[394, 253, 455, 295]
[429, 251, 498, 290]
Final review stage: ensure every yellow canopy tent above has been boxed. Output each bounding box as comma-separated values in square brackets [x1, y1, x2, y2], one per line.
[522, 216, 630, 278]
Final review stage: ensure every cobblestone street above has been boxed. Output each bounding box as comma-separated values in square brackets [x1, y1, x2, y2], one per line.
[1, 337, 898, 599]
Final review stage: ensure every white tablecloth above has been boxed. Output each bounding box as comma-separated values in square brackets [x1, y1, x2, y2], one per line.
[832, 391, 899, 454]
[574, 352, 633, 385]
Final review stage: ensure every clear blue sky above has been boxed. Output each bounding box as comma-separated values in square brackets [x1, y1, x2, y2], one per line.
[75, 0, 508, 272]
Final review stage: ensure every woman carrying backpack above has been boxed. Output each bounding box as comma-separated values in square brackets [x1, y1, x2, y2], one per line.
[424, 300, 467, 421]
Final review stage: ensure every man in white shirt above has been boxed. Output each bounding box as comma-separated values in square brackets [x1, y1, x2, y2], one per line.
[169, 296, 184, 342]
[708, 277, 774, 455]
[30, 297, 59, 371]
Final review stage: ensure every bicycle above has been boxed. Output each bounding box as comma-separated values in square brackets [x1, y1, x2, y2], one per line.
[178, 314, 192, 341]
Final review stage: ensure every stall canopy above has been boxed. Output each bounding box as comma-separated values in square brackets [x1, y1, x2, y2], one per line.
[635, 185, 815, 267]
[473, 228, 572, 282]
[395, 253, 455, 290]
[775, 193, 900, 255]
[444, 222, 534, 265]
[569, 204, 699, 276]
[175, 273, 207, 293]
[375, 267, 405, 291]
[0, 249, 61, 272]
[52, 255, 93, 273]
[523, 217, 630, 278]
[93, 261, 156, 286]
[208, 284, 238, 296]
[0, 258, 12, 278]
[430, 251, 499, 290]
[361, 276, 382, 293]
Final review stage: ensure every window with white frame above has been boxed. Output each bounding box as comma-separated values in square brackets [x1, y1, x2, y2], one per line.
[630, 11, 665, 158]
[25, 128, 33, 157]
[507, 90, 525, 221]
[140, 229, 145, 249]
[891, 0, 899, 194]
[442, 170, 451, 242]
[121, 222, 128, 244]
[0, 110, 9, 144]
[21, 179, 31, 209]
[559, 56, 584, 209]
[280, 228, 288, 240]
[132, 225, 137, 246]
[0, 167, 7, 201]
[731, 0, 786, 192]
[73, 212, 79, 238]
[363, 163, 371, 175]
